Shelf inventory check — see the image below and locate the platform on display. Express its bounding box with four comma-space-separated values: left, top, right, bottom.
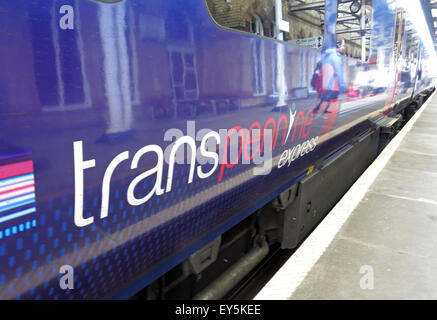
255, 91, 437, 300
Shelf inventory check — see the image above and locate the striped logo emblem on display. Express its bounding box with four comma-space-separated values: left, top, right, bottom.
0, 151, 36, 225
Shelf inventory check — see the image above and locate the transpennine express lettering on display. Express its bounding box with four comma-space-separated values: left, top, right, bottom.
73, 105, 319, 227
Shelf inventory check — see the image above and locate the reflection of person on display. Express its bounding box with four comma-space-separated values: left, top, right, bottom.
313, 37, 346, 115
312, 36, 346, 134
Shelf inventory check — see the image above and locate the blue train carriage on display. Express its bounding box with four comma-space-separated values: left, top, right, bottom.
0, 0, 435, 299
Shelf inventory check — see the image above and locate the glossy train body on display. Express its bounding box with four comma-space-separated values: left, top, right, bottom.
0, 0, 435, 299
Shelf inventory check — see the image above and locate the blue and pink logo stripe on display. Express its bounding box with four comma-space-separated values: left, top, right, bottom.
0, 151, 36, 224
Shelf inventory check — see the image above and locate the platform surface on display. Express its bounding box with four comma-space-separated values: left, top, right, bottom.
255, 92, 437, 300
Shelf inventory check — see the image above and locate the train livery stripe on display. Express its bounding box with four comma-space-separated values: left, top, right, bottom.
0, 194, 36, 212
0, 173, 34, 188
0, 207, 36, 224
0, 180, 35, 193
0, 160, 34, 180
0, 186, 35, 201
0, 151, 36, 225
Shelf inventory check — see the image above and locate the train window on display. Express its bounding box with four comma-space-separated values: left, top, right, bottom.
205, 0, 326, 50
336, 0, 373, 61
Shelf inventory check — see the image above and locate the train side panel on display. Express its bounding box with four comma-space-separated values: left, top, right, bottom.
0, 0, 433, 299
